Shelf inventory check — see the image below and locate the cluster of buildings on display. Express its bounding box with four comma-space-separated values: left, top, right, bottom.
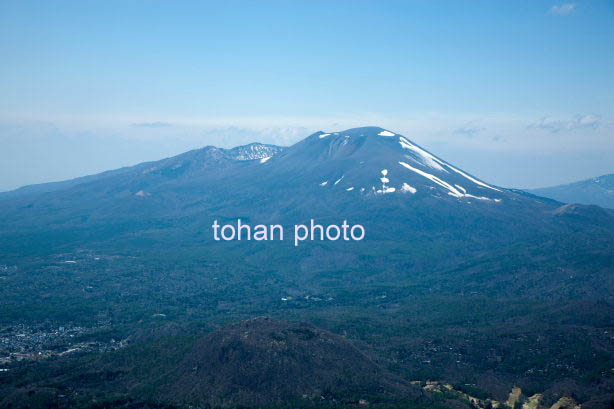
0, 323, 126, 369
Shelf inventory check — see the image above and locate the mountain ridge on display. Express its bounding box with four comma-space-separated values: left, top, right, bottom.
0, 142, 286, 200
529, 174, 614, 209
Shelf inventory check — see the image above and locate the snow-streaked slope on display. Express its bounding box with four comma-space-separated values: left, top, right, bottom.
294, 127, 505, 203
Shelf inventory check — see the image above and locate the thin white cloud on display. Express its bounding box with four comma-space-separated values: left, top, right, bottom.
131, 121, 173, 128
453, 126, 484, 137
549, 3, 576, 15
528, 114, 601, 133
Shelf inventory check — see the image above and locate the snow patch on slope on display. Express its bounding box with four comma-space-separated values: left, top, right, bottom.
398, 161, 499, 201
376, 187, 396, 194
376, 169, 395, 194
399, 136, 447, 172
228, 143, 284, 161
378, 130, 395, 136
399, 161, 463, 197
401, 183, 417, 194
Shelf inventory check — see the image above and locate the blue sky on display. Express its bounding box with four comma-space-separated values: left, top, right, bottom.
1, 0, 613, 190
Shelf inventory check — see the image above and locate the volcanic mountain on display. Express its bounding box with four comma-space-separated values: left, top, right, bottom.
0, 126, 550, 227
0, 126, 613, 304
264, 127, 505, 200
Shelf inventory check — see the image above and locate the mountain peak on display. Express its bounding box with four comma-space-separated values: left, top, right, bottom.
313, 126, 396, 140
281, 127, 504, 202
225, 142, 285, 161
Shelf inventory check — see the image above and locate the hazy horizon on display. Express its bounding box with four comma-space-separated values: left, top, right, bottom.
1, 122, 613, 192
2, 0, 613, 191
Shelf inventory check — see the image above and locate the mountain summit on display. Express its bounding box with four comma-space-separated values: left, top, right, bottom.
265, 126, 504, 202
